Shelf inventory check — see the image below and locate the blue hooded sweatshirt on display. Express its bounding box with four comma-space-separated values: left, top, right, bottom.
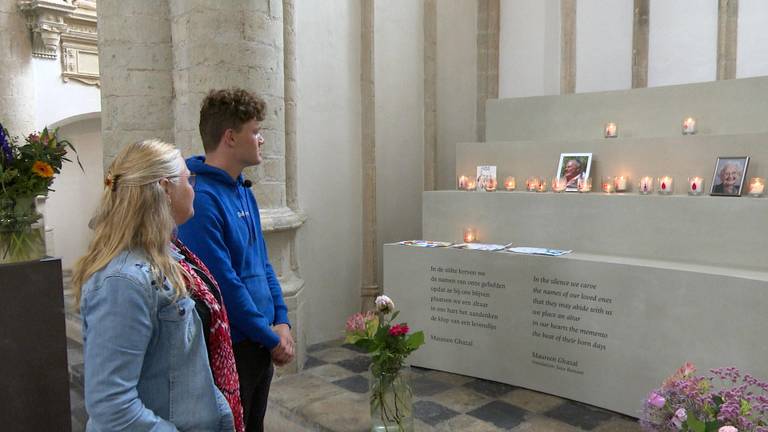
178, 156, 289, 349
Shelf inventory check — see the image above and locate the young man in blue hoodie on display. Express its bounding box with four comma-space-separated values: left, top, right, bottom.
178, 88, 294, 432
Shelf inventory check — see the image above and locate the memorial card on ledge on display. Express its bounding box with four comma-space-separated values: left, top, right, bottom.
710, 156, 749, 197
476, 165, 497, 192
556, 153, 592, 192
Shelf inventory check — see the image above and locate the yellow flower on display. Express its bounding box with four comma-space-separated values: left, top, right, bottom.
31, 161, 54, 178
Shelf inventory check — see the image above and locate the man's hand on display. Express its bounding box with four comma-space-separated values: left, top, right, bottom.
271, 324, 295, 367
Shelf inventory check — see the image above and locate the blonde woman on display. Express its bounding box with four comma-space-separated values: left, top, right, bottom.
72, 139, 234, 431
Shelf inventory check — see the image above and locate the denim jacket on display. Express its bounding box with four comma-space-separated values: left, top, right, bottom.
80, 249, 234, 431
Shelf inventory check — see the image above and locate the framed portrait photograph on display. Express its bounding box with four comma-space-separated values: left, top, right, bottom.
556, 153, 593, 192
710, 156, 749, 197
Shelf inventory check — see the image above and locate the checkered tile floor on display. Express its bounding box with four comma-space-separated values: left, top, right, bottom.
267, 340, 643, 431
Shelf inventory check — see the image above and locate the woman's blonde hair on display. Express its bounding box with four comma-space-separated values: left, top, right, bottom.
72, 139, 188, 303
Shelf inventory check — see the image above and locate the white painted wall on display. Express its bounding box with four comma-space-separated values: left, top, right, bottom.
46, 116, 103, 270
737, 0, 768, 78
499, 0, 561, 98
295, 0, 363, 344
436, 1, 477, 190
32, 58, 101, 130
375, 0, 424, 284
575, 0, 633, 93
647, 0, 718, 87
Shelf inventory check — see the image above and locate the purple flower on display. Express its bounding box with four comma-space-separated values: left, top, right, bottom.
0, 123, 12, 166
648, 391, 666, 408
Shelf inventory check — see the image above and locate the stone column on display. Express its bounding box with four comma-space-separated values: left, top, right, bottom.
0, 0, 34, 134
168, 0, 306, 372
476, 0, 499, 142
360, 0, 379, 312
98, 0, 175, 166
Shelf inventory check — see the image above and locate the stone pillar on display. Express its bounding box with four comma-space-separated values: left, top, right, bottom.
168, 0, 306, 372
360, 0, 379, 312
476, 0, 499, 142
0, 0, 34, 134
98, 0, 175, 166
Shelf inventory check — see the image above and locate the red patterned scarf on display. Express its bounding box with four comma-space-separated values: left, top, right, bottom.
173, 239, 245, 432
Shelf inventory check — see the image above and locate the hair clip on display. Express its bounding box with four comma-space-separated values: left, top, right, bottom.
104, 174, 121, 191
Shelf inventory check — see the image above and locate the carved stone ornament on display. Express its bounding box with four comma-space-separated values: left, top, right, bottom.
17, 0, 97, 62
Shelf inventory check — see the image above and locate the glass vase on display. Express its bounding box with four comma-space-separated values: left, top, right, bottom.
369, 364, 414, 432
0, 196, 46, 264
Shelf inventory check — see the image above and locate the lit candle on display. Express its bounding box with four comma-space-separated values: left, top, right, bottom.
577, 177, 592, 193
466, 179, 476, 191
749, 177, 765, 197
463, 228, 476, 243
537, 180, 547, 192
604, 122, 618, 138
602, 177, 615, 193
485, 178, 497, 192
551, 177, 567, 193
682, 117, 696, 135
526, 177, 539, 192
688, 177, 704, 195
457, 175, 469, 191
658, 176, 673, 194
504, 176, 516, 191
639, 176, 653, 194
614, 176, 628, 192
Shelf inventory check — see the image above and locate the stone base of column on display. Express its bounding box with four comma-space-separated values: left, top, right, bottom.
275, 274, 306, 376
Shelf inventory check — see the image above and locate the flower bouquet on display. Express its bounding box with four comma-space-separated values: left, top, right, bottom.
345, 295, 425, 432
0, 123, 80, 263
641, 362, 768, 432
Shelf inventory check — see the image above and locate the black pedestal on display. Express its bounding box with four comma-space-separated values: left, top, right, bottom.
0, 258, 71, 432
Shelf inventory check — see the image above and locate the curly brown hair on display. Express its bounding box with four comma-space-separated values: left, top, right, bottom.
199, 88, 267, 152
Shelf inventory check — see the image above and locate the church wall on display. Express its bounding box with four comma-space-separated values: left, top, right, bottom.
374, 0, 425, 294
46, 116, 103, 270
436, 1, 478, 190
499, 0, 561, 98
737, 0, 768, 78
647, 0, 718, 87
500, 0, 768, 97
575, 0, 633, 93
32, 59, 101, 130
295, 0, 364, 344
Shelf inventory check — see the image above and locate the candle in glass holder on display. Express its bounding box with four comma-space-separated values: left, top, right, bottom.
526, 176, 540, 192
614, 176, 628, 192
552, 177, 567, 192
485, 178, 497, 192
466, 179, 476, 191
658, 176, 673, 194
682, 117, 696, 135
602, 177, 615, 193
537, 180, 547, 192
457, 175, 469, 190
604, 122, 618, 138
577, 177, 592, 193
463, 228, 476, 243
688, 177, 704, 195
748, 177, 765, 197
504, 176, 516, 191
639, 176, 654, 194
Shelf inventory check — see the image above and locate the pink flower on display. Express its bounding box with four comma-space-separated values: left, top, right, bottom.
719, 427, 738, 432
345, 311, 375, 334
671, 408, 687, 429
647, 391, 666, 408
28, 133, 39, 143
388, 324, 409, 337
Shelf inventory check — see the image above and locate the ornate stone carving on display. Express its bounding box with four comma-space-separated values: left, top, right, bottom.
17, 0, 98, 84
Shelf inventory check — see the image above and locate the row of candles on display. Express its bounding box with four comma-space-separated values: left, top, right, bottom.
604, 117, 696, 138
458, 175, 767, 196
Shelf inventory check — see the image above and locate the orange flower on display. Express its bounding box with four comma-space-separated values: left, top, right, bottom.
32, 161, 54, 178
